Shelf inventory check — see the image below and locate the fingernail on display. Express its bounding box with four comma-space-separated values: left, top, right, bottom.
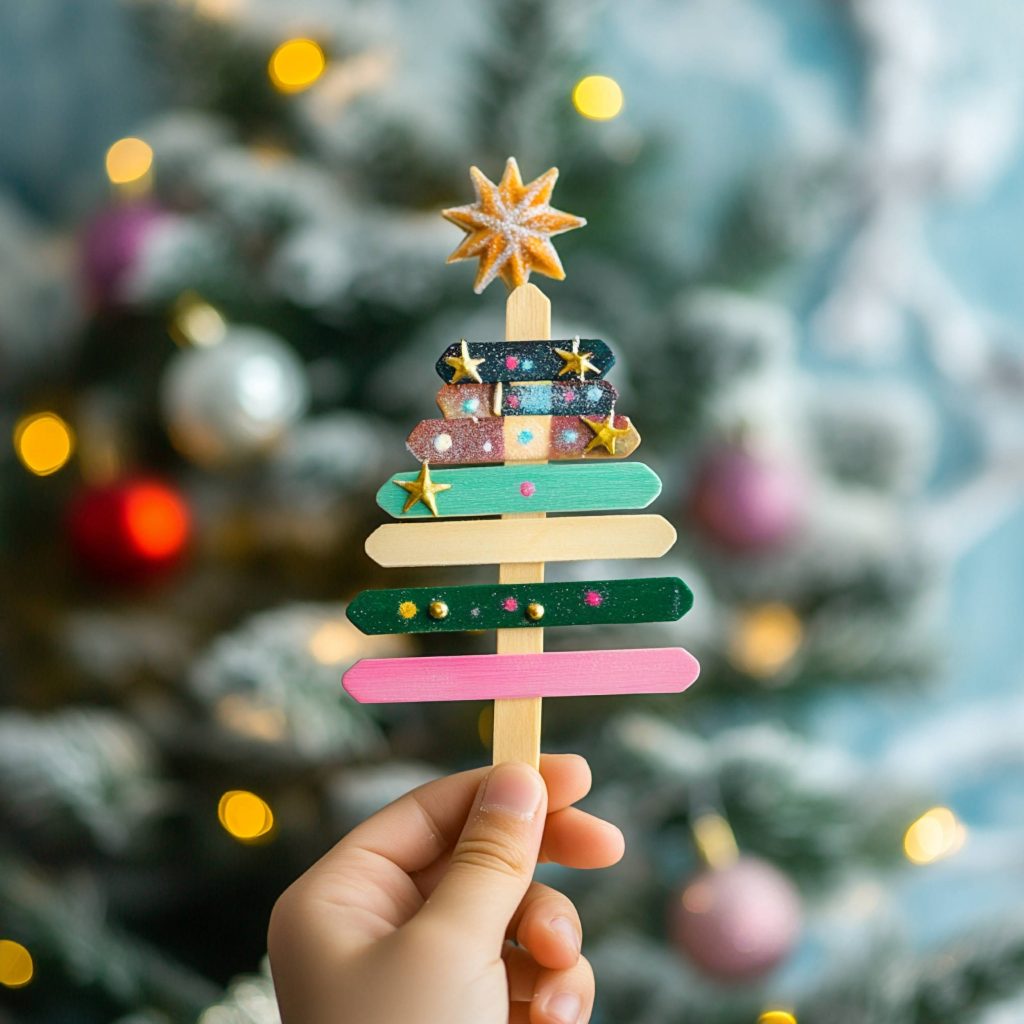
480, 762, 544, 819
550, 915, 581, 955
545, 991, 582, 1024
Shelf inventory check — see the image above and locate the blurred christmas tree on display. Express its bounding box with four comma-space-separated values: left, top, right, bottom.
3, 1, 1024, 1022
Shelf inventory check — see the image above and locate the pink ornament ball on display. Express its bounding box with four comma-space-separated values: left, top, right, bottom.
687, 444, 806, 553
670, 856, 801, 982
80, 201, 170, 306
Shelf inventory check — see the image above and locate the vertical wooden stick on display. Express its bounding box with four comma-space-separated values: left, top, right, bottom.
492, 283, 550, 768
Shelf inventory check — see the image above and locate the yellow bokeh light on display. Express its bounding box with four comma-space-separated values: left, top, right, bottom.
572, 75, 624, 121
729, 603, 804, 679
269, 38, 327, 93
14, 412, 74, 476
0, 939, 34, 988
105, 137, 154, 185
477, 705, 494, 747
309, 620, 359, 665
758, 1012, 797, 1024
170, 293, 227, 348
218, 790, 274, 841
904, 806, 967, 865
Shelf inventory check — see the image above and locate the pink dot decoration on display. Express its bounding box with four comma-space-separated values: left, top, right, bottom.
507, 394, 520, 409
583, 590, 603, 607
502, 597, 519, 612
520, 481, 536, 497
505, 356, 519, 370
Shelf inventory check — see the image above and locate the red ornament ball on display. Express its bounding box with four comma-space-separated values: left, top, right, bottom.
687, 444, 806, 552
670, 856, 801, 982
67, 478, 191, 584
79, 201, 170, 306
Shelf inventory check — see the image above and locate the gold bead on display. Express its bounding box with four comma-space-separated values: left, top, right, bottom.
526, 602, 545, 621
428, 600, 449, 620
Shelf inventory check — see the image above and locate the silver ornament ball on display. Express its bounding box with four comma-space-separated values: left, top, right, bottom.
161, 326, 309, 465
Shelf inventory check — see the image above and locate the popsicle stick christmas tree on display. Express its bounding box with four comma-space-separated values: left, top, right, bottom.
342, 157, 700, 769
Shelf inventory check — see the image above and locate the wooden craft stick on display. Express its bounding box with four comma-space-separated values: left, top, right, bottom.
406, 413, 640, 464
436, 380, 618, 419
436, 338, 614, 384
346, 576, 694, 634
341, 647, 701, 703
376, 462, 663, 519
365, 513, 676, 569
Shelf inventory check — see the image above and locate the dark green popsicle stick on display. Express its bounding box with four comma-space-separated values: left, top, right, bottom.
346, 577, 693, 635
376, 462, 662, 518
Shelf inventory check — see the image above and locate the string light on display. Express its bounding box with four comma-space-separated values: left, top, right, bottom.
105, 137, 153, 186
14, 412, 74, 476
123, 483, 190, 559
218, 790, 274, 841
903, 806, 967, 865
728, 604, 804, 679
0, 939, 33, 988
269, 38, 327, 93
758, 1012, 797, 1024
477, 705, 493, 747
170, 293, 227, 347
572, 75, 624, 120
309, 620, 360, 665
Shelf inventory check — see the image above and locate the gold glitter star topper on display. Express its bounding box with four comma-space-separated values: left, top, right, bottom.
442, 157, 586, 293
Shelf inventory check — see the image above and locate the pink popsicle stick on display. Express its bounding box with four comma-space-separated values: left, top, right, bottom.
342, 647, 700, 704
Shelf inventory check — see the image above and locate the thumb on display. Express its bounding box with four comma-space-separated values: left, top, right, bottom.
416, 761, 547, 943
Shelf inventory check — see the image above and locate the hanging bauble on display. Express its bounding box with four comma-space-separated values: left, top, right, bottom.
687, 443, 806, 553
160, 326, 310, 466
67, 477, 191, 585
670, 855, 801, 982
80, 200, 170, 307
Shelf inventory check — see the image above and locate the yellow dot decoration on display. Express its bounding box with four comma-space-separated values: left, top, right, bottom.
269, 38, 327, 93
398, 601, 418, 620
758, 1012, 797, 1024
903, 806, 967, 865
218, 790, 274, 841
105, 137, 154, 185
728, 603, 804, 679
572, 75, 624, 121
0, 939, 34, 988
14, 412, 74, 476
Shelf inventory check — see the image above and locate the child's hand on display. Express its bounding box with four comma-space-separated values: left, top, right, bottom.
267, 755, 624, 1024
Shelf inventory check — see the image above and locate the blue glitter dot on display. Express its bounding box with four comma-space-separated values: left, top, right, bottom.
586, 386, 602, 402
522, 358, 534, 370
461, 397, 479, 413
561, 429, 579, 443
517, 430, 534, 445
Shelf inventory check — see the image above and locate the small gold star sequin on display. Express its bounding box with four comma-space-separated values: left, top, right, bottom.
581, 412, 631, 455
442, 157, 587, 293
554, 336, 599, 380
444, 339, 486, 384
428, 600, 449, 620
395, 461, 452, 516
398, 601, 418, 619
526, 602, 545, 621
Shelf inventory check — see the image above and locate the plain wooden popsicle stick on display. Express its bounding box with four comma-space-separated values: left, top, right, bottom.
364, 514, 677, 567
494, 284, 550, 770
